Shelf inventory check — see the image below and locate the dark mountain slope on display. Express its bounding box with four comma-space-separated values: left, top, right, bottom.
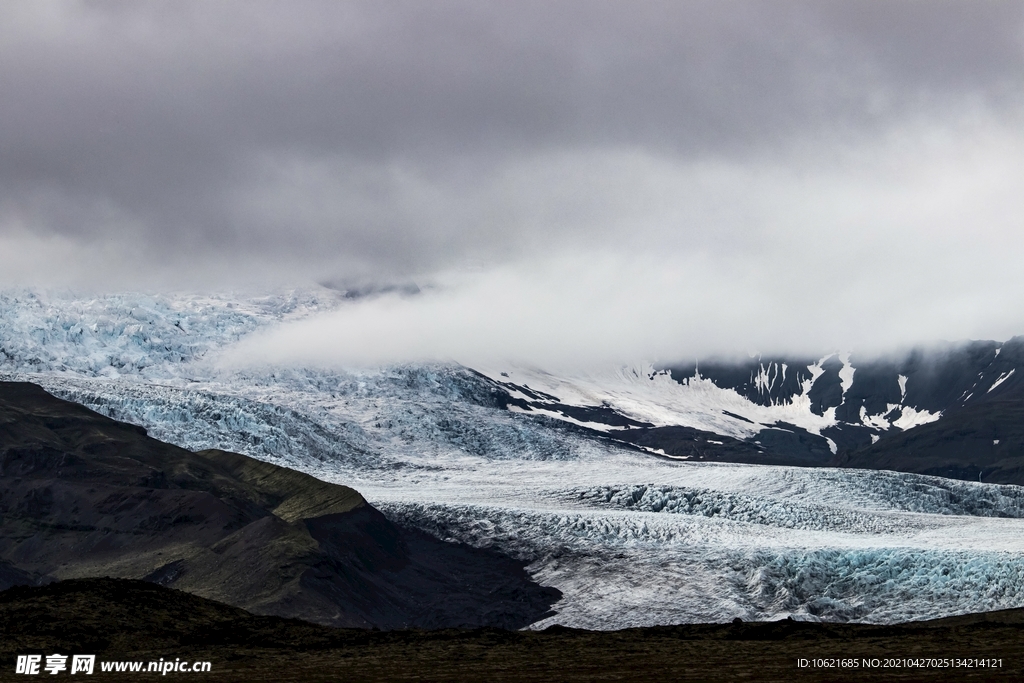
609, 424, 835, 466
504, 338, 1024, 482
667, 338, 1024, 420
0, 381, 558, 629
835, 396, 1024, 485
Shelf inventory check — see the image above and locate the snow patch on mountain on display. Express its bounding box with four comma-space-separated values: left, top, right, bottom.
891, 406, 943, 430
838, 351, 855, 397
989, 369, 1016, 393
476, 362, 841, 439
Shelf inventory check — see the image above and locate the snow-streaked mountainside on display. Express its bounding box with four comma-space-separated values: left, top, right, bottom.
3, 288, 1024, 628
487, 360, 944, 445
475, 339, 1024, 464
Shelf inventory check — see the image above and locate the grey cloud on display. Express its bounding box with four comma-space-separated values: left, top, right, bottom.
0, 0, 1022, 285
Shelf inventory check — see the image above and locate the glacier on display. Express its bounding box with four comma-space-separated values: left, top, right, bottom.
3, 288, 1024, 629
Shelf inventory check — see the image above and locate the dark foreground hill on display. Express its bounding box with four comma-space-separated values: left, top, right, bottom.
1, 578, 1022, 682
0, 381, 558, 629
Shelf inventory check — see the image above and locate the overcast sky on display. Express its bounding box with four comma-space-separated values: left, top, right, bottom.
2, 1, 1023, 364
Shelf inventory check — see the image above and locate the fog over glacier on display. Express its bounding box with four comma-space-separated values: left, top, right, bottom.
4, 291, 1024, 628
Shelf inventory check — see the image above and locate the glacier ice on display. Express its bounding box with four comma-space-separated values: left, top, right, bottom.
3, 288, 1024, 629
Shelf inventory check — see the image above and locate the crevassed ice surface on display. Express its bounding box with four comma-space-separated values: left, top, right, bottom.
2, 289, 1024, 628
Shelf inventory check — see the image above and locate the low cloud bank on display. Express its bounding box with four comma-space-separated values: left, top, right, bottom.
3, 110, 1021, 366
210, 115, 1024, 368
